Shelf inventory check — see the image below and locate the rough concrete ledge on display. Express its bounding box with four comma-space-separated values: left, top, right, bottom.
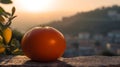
0, 55, 120, 67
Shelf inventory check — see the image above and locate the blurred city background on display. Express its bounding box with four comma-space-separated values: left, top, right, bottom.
46, 5, 120, 57
1, 0, 120, 57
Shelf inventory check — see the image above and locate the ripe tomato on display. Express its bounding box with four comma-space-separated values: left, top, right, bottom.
21, 26, 66, 62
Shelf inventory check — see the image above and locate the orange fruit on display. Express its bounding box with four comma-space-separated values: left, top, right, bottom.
3, 27, 12, 44
21, 26, 66, 62
0, 35, 3, 42
0, 45, 5, 53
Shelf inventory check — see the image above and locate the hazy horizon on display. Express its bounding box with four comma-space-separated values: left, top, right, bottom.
1, 0, 120, 33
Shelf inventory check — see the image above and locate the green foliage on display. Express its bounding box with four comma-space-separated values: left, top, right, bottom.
10, 38, 23, 55
12, 29, 23, 42
0, 0, 12, 4
0, 6, 17, 29
0, 0, 22, 55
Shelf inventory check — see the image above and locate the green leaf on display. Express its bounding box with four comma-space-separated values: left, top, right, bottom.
0, 7, 9, 18
0, 16, 5, 22
0, 7, 5, 14
0, 9, 3, 15
0, 0, 12, 4
11, 7, 15, 16
0, 22, 3, 25
12, 48, 19, 53
10, 16, 17, 20
5, 12, 11, 16
2, 12, 8, 18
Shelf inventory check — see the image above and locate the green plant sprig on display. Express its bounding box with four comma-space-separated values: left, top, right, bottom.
0, 6, 16, 30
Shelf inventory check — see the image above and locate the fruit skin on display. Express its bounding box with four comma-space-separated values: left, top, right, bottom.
21, 26, 66, 62
0, 45, 5, 53
0, 35, 3, 42
3, 27, 12, 44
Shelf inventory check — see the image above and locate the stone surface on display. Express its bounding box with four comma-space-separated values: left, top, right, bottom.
0, 55, 120, 67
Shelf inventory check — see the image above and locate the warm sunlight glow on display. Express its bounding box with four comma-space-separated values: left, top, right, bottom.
16, 0, 54, 12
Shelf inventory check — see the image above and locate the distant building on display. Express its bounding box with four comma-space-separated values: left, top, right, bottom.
78, 32, 90, 40
64, 34, 73, 41
93, 34, 104, 41
108, 10, 117, 17
64, 33, 96, 57
78, 40, 94, 47
108, 31, 120, 43
117, 49, 120, 55
78, 47, 95, 56
110, 43, 120, 54
108, 10, 120, 20
77, 39, 95, 56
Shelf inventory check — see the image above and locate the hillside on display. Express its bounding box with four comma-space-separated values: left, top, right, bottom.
45, 5, 120, 35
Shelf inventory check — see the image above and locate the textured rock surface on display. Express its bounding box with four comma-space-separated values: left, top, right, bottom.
0, 56, 120, 67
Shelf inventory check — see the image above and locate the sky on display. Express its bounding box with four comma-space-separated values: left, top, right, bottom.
1, 0, 120, 33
